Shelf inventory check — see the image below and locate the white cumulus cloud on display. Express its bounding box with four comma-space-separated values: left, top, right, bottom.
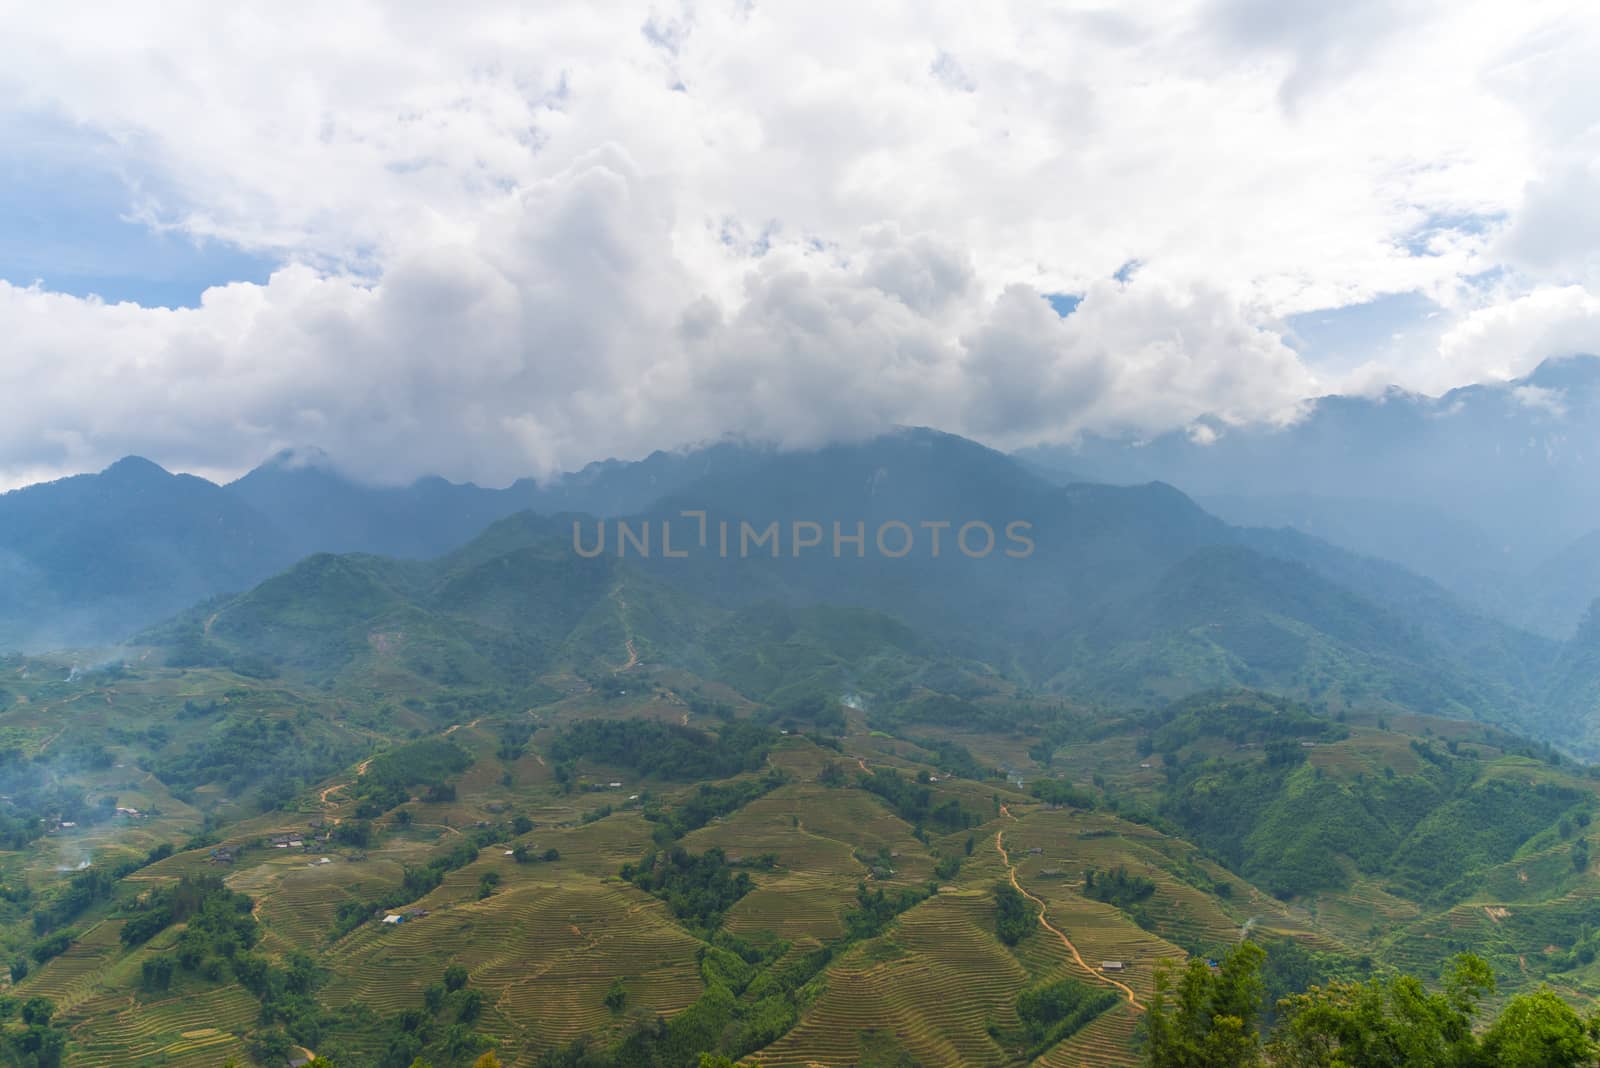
0, 0, 1597, 487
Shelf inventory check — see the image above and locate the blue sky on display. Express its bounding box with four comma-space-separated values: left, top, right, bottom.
0, 2, 1595, 491
0, 115, 275, 307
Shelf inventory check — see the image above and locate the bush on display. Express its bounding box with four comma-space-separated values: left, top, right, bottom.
994, 882, 1032, 946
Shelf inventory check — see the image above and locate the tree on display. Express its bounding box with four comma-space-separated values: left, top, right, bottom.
1266, 953, 1491, 1067
424, 982, 446, 1013
1146, 942, 1266, 1068
444, 964, 470, 992
605, 978, 628, 1012
1478, 988, 1597, 1068
994, 882, 1033, 946
20, 997, 54, 1026
141, 955, 175, 992
472, 1055, 503, 1068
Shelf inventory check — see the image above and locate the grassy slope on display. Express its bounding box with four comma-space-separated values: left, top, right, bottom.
4, 639, 1600, 1066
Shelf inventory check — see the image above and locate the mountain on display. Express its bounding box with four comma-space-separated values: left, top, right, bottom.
146, 428, 1562, 750
0, 442, 773, 651
10, 441, 1600, 1067
0, 456, 295, 650
613, 430, 1556, 727
225, 441, 773, 562
2, 427, 1579, 749
1020, 353, 1600, 637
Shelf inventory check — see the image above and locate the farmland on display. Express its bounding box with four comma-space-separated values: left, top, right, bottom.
4, 638, 1600, 1067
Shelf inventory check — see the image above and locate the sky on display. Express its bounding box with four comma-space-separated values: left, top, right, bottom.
1, 0, 1598, 490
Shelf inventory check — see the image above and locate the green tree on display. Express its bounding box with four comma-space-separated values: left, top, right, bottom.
1478, 988, 1597, 1068
994, 882, 1033, 946
1266, 953, 1492, 1067
1146, 942, 1266, 1067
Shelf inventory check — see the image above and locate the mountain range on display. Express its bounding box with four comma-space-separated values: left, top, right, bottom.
0, 441, 767, 650
6, 375, 1600, 753
1024, 352, 1600, 638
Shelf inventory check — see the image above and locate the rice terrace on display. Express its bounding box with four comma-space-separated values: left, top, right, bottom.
7, 3, 1600, 1065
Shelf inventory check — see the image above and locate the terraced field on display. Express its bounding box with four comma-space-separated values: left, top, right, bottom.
723, 872, 853, 941
65, 984, 258, 1068
753, 891, 1029, 1067
321, 879, 705, 1060
15, 920, 127, 1014
241, 855, 408, 953
1038, 1002, 1142, 1068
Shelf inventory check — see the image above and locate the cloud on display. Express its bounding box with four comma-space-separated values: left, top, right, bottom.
1498, 157, 1600, 282
0, 0, 1596, 486
1432, 286, 1600, 385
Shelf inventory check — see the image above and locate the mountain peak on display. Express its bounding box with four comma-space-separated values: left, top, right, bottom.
101, 455, 173, 483
1522, 353, 1600, 391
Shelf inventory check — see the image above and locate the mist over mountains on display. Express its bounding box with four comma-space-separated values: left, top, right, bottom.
1024, 353, 1600, 639
0, 440, 769, 650
7, 404, 1600, 754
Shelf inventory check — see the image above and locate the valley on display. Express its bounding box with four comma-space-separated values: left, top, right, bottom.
4, 432, 1600, 1065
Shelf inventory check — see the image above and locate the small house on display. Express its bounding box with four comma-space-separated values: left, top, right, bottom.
382, 914, 403, 925
1100, 961, 1125, 971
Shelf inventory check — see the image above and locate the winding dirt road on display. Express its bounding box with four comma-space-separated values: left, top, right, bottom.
995, 829, 1143, 1009
610, 586, 639, 671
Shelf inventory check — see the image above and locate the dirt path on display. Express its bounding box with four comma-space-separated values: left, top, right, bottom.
610, 585, 639, 671
995, 829, 1143, 1009
36, 724, 68, 753
320, 756, 376, 810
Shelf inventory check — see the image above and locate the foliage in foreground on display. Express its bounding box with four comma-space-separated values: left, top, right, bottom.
1145, 943, 1600, 1067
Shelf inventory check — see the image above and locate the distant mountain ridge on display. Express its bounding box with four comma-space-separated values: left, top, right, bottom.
116, 427, 1581, 752
0, 440, 768, 650
10, 423, 1600, 755
1022, 353, 1600, 638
